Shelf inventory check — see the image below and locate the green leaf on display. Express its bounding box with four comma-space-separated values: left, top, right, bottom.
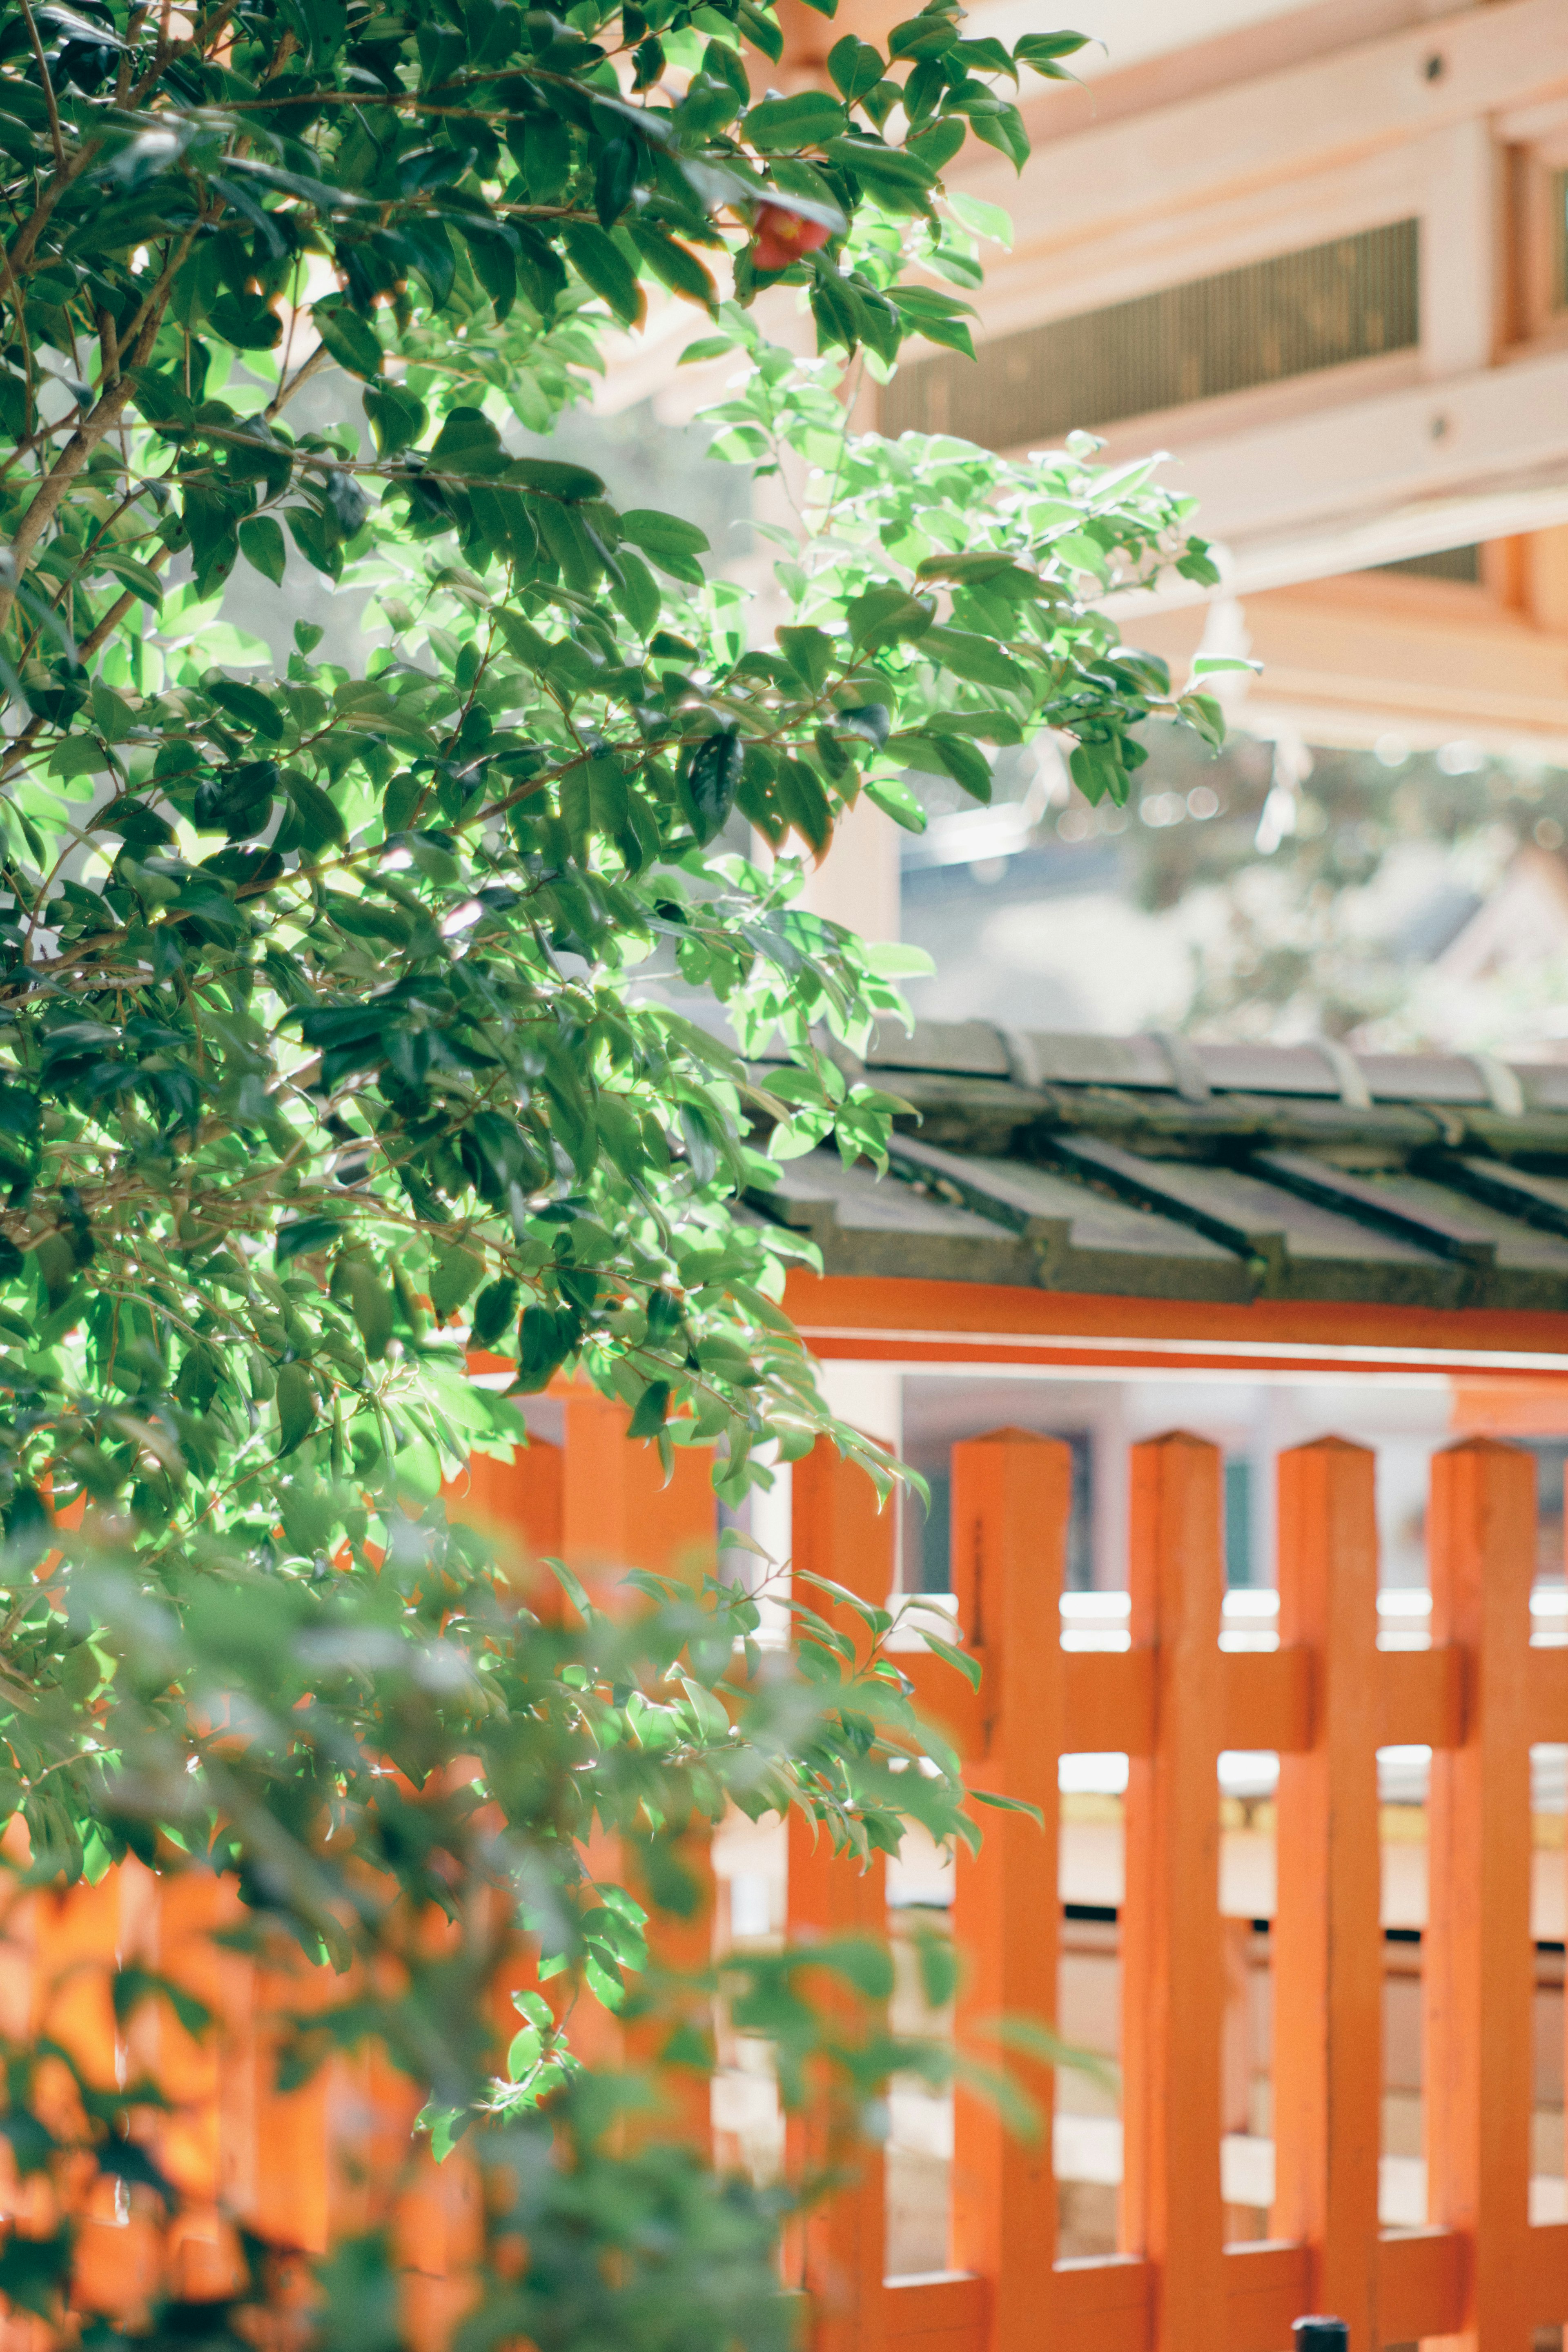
627, 223, 718, 312
626, 1379, 671, 1437
744, 92, 846, 152
686, 731, 742, 843
208, 678, 285, 740
309, 296, 385, 380
470, 1277, 521, 1352
275, 1361, 318, 1455
846, 585, 933, 648
276, 1217, 346, 1263
238, 514, 287, 586
278, 771, 347, 853
827, 37, 884, 99
920, 625, 1027, 690
617, 508, 709, 581
776, 625, 836, 691
430, 406, 506, 477
862, 774, 927, 832
561, 223, 646, 325
430, 1243, 485, 1320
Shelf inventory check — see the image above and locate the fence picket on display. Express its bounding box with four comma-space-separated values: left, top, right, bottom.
788, 1436, 894, 2352
1423, 1440, 1535, 2352
1272, 1438, 1382, 2352
1121, 1432, 1227, 2352
949, 1430, 1070, 2350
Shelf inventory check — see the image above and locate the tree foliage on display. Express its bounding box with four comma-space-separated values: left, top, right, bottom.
0, 0, 1217, 2334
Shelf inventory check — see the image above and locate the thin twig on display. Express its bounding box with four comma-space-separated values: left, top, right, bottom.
266, 339, 331, 419
16, 0, 65, 172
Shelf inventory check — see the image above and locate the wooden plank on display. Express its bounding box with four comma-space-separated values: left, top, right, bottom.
559, 1392, 716, 2145
1423, 1441, 1535, 2352
1223, 2239, 1312, 2352
789, 1437, 893, 2352
1527, 1644, 1568, 1743
1064, 1648, 1154, 1757
1052, 2252, 1153, 2352
884, 2272, 988, 2352
950, 1432, 1071, 2349
1525, 2221, 1568, 2325
442, 1423, 562, 1610
1094, 346, 1568, 575
1379, 2229, 1466, 2342
1271, 1441, 1382, 2352
1377, 1645, 1465, 1750
562, 1388, 715, 1601
783, 1267, 1568, 1375
1222, 1646, 1313, 1755
1121, 1434, 1227, 2352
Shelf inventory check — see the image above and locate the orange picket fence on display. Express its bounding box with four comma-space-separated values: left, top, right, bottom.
2, 1404, 1563, 2352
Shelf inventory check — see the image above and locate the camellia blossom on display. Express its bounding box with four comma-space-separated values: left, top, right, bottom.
750, 202, 832, 272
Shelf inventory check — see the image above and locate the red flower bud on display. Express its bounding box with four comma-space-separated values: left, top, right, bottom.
750, 202, 832, 274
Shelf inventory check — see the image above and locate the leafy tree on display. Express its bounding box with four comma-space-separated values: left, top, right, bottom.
0, 0, 1218, 2336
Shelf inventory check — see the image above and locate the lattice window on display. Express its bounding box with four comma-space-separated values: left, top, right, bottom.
882, 218, 1421, 450
1375, 545, 1482, 583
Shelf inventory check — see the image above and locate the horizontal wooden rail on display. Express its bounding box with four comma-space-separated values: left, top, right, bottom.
907, 1638, 1568, 1762
882, 2226, 1568, 2352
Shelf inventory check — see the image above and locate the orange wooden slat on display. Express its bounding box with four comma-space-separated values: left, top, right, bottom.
1051, 2252, 1152, 2352
1222, 2239, 1311, 2352
1525, 2220, 1568, 2325
560, 1393, 716, 2147
249, 1944, 332, 2257
949, 1432, 1070, 2349
1377, 1646, 1466, 1750
788, 1437, 893, 2352
1222, 1646, 1313, 1755
1062, 1648, 1153, 1757
442, 1427, 563, 1608
1120, 1433, 1227, 2352
1526, 1644, 1568, 1744
1423, 1440, 1535, 2352
884, 2272, 988, 2352
1271, 1439, 1382, 2352
562, 1388, 716, 1601
1379, 2227, 1465, 2342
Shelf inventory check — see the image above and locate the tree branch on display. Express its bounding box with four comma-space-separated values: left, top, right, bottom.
16, 0, 65, 173
0, 236, 194, 636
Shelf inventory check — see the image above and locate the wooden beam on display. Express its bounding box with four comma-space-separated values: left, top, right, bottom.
1127, 572, 1568, 753
944, 0, 1568, 266
1094, 347, 1568, 570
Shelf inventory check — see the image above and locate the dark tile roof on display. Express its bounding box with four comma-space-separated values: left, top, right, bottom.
746, 1025, 1568, 1309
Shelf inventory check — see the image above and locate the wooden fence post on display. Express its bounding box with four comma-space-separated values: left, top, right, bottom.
1423, 1439, 1534, 2352
1120, 1432, 1226, 2352
788, 1436, 895, 2352
949, 1430, 1070, 2352
1272, 1438, 1382, 2352
561, 1390, 717, 2147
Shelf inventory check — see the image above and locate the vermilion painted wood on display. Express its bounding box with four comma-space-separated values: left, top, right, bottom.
783, 1270, 1568, 1375
1223, 1645, 1314, 1753
1271, 1440, 1382, 2352
1526, 1642, 1568, 1737
1379, 1645, 1466, 1750
561, 1394, 717, 2150
1424, 1440, 1535, 2352
862, 2226, 1498, 2352
788, 1437, 893, 2352
948, 1432, 1070, 2345
1120, 1434, 1227, 2352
